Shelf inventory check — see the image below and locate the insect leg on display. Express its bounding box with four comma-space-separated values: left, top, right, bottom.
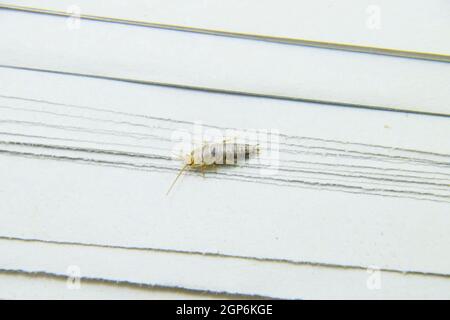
200, 164, 205, 178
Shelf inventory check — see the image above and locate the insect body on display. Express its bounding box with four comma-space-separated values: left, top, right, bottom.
167, 140, 260, 194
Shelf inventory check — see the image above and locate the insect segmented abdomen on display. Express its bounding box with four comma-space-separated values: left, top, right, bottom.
226, 142, 247, 165
192, 142, 258, 166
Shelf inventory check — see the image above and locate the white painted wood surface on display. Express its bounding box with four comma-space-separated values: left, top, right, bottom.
2, 0, 450, 55
1, 6, 450, 115
0, 1, 449, 299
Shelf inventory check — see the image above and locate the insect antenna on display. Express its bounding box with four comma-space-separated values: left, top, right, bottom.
166, 164, 189, 195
